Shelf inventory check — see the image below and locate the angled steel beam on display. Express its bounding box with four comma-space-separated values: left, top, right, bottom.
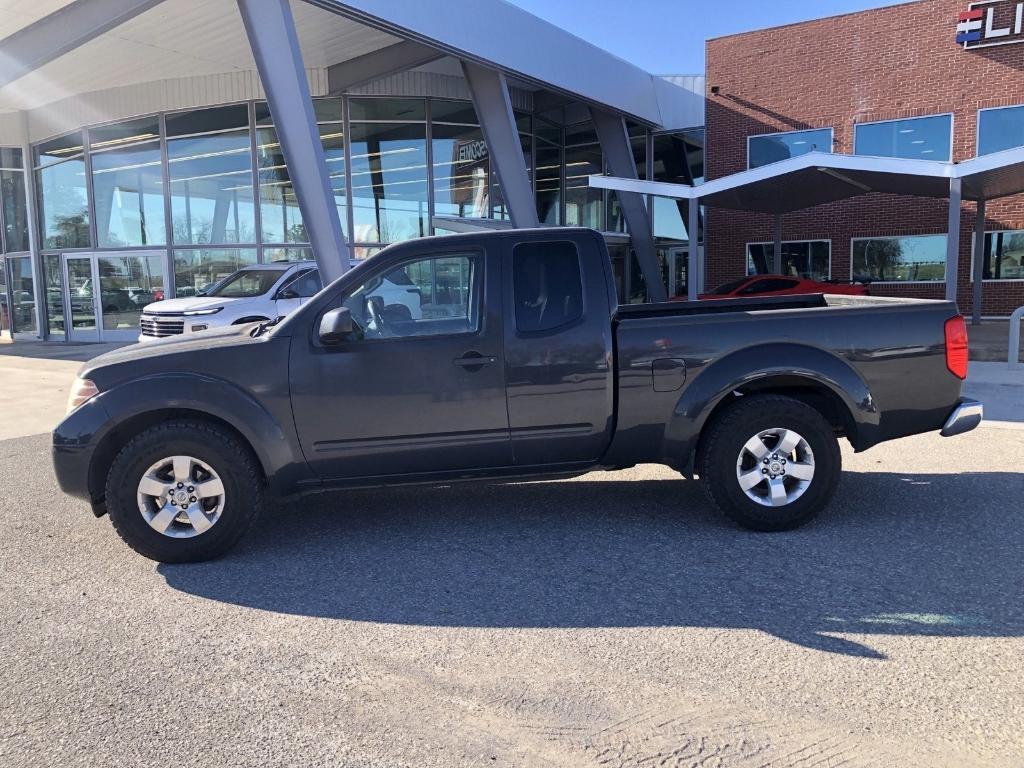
327, 40, 443, 94
591, 108, 667, 303
237, 0, 350, 283
0, 0, 165, 90
461, 61, 539, 230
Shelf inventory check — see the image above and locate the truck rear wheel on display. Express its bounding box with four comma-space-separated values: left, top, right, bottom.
104, 421, 263, 562
699, 394, 841, 532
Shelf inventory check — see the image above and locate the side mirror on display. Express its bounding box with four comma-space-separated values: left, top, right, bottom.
277, 287, 299, 300
318, 306, 354, 345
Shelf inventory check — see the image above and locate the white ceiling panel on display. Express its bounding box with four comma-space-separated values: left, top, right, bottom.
0, 0, 400, 111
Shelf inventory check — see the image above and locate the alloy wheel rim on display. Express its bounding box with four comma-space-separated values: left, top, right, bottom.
136, 455, 226, 538
735, 428, 815, 508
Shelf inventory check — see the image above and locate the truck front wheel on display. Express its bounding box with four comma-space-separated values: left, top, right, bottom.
699, 394, 841, 532
104, 421, 264, 562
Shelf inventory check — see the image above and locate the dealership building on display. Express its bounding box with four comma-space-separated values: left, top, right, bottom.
2, 0, 1024, 344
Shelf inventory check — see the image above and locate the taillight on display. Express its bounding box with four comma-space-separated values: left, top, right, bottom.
944, 315, 969, 380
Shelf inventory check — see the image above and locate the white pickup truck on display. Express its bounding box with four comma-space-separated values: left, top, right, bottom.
138, 261, 422, 342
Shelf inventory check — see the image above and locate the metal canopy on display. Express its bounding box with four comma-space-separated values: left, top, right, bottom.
590, 147, 1024, 213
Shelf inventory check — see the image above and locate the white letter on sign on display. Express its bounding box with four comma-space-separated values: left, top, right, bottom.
987, 7, 1011, 37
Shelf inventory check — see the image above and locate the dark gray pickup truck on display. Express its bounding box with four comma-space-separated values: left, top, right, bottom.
53, 228, 983, 562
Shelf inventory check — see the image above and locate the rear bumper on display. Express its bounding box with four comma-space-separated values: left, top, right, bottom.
940, 398, 984, 438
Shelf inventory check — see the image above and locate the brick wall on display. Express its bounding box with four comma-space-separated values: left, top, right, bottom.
705, 0, 1024, 315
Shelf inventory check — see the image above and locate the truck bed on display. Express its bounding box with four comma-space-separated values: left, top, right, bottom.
607, 293, 963, 466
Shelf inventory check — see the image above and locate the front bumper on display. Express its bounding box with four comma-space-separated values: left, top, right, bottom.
940, 398, 984, 438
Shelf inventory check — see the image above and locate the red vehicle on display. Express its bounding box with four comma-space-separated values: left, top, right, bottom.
693, 275, 869, 301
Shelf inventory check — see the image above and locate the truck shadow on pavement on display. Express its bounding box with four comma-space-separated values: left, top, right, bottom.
159, 470, 1024, 659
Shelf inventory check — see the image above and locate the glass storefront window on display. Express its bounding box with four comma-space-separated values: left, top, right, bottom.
747, 241, 830, 280
978, 105, 1024, 156
980, 230, 1024, 280
97, 253, 165, 331
854, 115, 952, 161
0, 257, 8, 334
564, 124, 603, 229
43, 254, 64, 336
36, 133, 90, 250
653, 130, 705, 243
0, 163, 29, 253
748, 128, 832, 169
432, 123, 490, 220
852, 235, 947, 282
167, 105, 255, 245
349, 98, 425, 122
264, 246, 314, 263
349, 121, 428, 243
173, 247, 257, 297
90, 118, 165, 248
535, 140, 562, 226
256, 100, 346, 244
9, 255, 37, 334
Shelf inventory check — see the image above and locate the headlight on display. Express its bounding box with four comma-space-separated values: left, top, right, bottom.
183, 307, 223, 317
67, 377, 99, 414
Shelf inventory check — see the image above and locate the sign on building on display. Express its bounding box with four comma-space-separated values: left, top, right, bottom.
958, 1, 1024, 48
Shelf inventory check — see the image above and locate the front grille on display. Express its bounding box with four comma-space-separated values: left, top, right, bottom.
140, 315, 185, 338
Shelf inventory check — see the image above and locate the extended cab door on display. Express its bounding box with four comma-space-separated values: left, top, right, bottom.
289, 246, 511, 480
502, 232, 615, 467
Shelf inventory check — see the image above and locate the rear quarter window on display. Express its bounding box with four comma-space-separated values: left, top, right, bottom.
512, 241, 584, 333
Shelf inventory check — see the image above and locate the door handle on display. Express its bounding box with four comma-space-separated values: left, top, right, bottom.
453, 352, 497, 370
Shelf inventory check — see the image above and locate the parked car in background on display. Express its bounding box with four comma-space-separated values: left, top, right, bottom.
138, 263, 324, 342
138, 261, 423, 342
695, 275, 870, 301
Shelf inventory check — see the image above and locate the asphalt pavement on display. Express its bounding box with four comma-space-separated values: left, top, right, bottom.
2, 422, 1022, 767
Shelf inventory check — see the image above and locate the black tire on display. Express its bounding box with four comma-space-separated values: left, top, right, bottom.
105, 420, 263, 563
699, 394, 841, 532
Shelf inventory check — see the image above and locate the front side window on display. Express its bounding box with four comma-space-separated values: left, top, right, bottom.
748, 128, 832, 169
747, 241, 830, 280
852, 235, 947, 282
978, 105, 1024, 156
854, 115, 952, 161
980, 231, 1024, 280
339, 253, 479, 339
513, 241, 583, 333
741, 278, 801, 294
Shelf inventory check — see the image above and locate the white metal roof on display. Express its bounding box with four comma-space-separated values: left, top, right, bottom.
0, 0, 698, 127
590, 147, 1024, 212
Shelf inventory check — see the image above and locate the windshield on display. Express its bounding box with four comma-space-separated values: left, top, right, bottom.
206, 269, 284, 298
711, 278, 751, 295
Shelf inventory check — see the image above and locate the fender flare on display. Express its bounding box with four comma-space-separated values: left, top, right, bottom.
89, 372, 306, 494
664, 343, 881, 463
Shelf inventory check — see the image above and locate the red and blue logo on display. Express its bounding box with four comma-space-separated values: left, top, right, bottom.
956, 7, 984, 43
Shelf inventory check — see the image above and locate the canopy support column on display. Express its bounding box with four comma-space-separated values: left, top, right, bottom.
772, 214, 783, 274
591, 109, 666, 303
972, 199, 986, 325
461, 62, 539, 230
688, 196, 700, 301
236, 0, 350, 283
946, 177, 962, 303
